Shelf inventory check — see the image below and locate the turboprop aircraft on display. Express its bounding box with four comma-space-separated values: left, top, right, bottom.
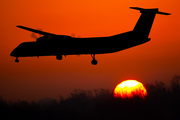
10, 7, 170, 65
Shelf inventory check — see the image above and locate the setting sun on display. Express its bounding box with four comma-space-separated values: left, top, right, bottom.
114, 80, 147, 98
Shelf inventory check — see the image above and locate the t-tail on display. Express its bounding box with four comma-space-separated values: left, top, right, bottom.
130, 7, 170, 39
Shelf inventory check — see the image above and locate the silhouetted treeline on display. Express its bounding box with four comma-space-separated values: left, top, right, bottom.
0, 75, 180, 120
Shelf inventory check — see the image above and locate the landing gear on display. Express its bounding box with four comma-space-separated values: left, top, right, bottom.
56, 55, 63, 60
91, 54, 98, 65
15, 57, 19, 63
91, 59, 98, 65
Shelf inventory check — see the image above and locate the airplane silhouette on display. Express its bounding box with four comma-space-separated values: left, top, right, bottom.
10, 7, 170, 65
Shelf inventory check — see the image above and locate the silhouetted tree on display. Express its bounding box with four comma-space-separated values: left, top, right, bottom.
1, 76, 180, 120
170, 75, 180, 93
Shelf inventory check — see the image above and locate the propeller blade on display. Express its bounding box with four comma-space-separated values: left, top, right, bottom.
31, 33, 38, 39
30, 28, 42, 39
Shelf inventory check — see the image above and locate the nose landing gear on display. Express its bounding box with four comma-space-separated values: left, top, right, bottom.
15, 57, 19, 63
91, 54, 98, 65
91, 59, 98, 65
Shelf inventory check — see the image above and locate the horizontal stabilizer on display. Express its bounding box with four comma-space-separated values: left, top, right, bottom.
157, 11, 171, 15
130, 7, 171, 15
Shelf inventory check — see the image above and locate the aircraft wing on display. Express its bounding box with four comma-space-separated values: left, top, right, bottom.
16, 25, 57, 36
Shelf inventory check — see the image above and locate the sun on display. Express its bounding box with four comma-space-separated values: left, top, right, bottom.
114, 80, 147, 98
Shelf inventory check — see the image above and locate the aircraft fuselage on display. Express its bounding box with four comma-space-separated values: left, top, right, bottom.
10, 31, 150, 57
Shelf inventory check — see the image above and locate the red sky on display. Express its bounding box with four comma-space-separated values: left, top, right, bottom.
0, 0, 180, 102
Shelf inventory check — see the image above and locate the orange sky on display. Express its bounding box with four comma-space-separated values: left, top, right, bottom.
0, 0, 180, 102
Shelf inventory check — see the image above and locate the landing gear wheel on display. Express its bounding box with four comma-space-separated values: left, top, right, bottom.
56, 55, 63, 60
91, 59, 98, 65
91, 54, 98, 65
15, 58, 19, 63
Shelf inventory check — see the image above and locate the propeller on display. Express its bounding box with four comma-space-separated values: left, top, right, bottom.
71, 33, 75, 38
31, 28, 42, 39
71, 33, 81, 38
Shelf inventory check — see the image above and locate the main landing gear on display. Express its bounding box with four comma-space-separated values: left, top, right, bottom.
56, 55, 63, 60
15, 57, 19, 63
91, 54, 98, 65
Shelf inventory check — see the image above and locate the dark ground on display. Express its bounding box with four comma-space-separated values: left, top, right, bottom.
1, 75, 180, 120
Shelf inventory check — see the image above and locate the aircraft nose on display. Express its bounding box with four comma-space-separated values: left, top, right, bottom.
10, 50, 15, 56
10, 49, 17, 57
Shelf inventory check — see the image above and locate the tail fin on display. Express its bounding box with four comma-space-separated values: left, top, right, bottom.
130, 7, 170, 38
